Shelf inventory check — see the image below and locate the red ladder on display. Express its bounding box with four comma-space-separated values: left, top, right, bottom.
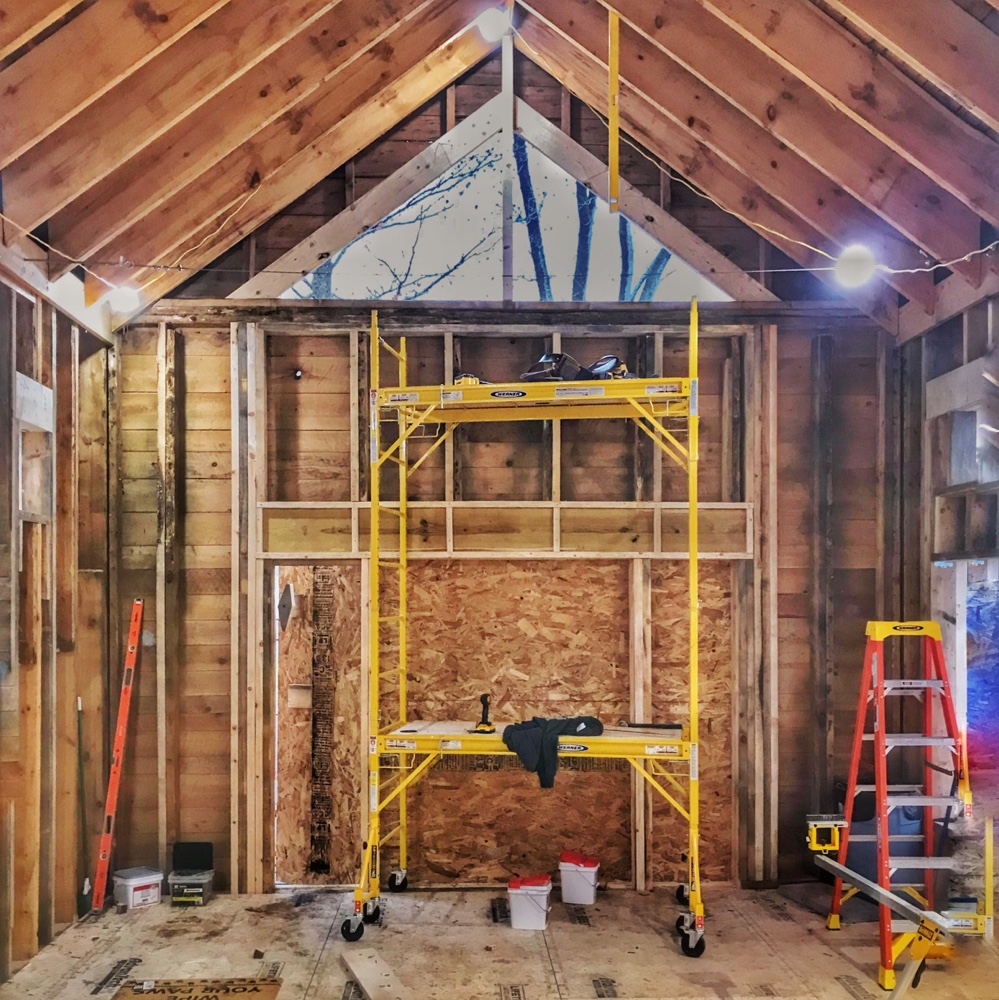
91, 598, 144, 913
827, 620, 972, 990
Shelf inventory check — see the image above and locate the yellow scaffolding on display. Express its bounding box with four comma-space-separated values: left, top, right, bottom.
342, 303, 706, 955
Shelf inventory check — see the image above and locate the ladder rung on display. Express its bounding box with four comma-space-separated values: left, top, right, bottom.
855, 783, 922, 794
887, 795, 962, 808
849, 834, 925, 843
883, 679, 944, 694
889, 857, 958, 870
862, 734, 955, 747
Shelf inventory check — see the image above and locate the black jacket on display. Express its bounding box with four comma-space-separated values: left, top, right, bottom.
502, 716, 604, 788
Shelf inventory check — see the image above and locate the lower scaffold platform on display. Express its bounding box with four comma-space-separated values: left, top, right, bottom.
344, 719, 705, 955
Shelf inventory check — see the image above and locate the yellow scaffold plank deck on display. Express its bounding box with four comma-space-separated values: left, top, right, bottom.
378, 721, 690, 760
377, 376, 693, 422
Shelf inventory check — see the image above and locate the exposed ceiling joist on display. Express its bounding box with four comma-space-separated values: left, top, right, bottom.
899, 269, 999, 345
515, 14, 899, 332
820, 0, 999, 137
2, 0, 344, 235
48, 0, 464, 277
527, 0, 936, 311
102, 25, 495, 314
0, 0, 78, 62
691, 0, 999, 227
0, 0, 231, 170
601, 0, 984, 291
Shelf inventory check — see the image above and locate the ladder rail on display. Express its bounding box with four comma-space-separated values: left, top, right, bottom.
91, 598, 144, 913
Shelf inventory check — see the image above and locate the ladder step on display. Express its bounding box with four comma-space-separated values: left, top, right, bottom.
849, 834, 924, 843
889, 857, 958, 870
855, 783, 922, 794
883, 679, 944, 694
887, 794, 962, 808
862, 734, 955, 747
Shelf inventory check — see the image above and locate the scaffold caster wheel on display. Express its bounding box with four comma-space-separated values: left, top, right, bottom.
341, 917, 364, 942
387, 870, 408, 893
680, 931, 705, 958
675, 884, 689, 905
362, 901, 381, 924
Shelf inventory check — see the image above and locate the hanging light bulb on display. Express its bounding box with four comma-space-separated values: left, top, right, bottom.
474, 7, 510, 43
834, 244, 877, 288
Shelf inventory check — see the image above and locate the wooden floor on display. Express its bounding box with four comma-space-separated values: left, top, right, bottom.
2, 884, 997, 1000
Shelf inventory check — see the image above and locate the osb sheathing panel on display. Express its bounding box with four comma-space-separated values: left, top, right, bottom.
649, 561, 733, 882
325, 563, 363, 884
275, 566, 314, 883
400, 560, 633, 884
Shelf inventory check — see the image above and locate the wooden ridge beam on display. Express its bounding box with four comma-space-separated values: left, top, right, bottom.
0, 1, 78, 63
691, 0, 999, 227
598, 0, 983, 290
820, 0, 999, 139
513, 14, 899, 332
105, 22, 496, 308
46, 0, 458, 276
526, 0, 936, 311
0, 0, 231, 171
2, 0, 345, 235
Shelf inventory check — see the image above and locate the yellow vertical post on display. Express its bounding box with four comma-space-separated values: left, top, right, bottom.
688, 298, 703, 921
608, 10, 620, 213
987, 816, 994, 940
397, 337, 409, 871
366, 310, 381, 903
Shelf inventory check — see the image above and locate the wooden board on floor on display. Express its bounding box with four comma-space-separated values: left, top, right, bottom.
341, 950, 414, 1000
112, 978, 283, 999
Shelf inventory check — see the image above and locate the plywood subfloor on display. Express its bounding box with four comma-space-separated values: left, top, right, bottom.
2, 885, 997, 1000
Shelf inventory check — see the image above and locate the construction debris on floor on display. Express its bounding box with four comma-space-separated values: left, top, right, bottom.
2, 885, 998, 1000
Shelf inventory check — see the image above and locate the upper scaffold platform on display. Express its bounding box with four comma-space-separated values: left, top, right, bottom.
377, 375, 695, 424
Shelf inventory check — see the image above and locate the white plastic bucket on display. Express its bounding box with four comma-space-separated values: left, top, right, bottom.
559, 861, 599, 905
112, 866, 163, 909
508, 881, 552, 930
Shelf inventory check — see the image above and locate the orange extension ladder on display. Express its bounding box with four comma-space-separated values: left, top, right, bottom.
827, 620, 972, 990
91, 598, 144, 914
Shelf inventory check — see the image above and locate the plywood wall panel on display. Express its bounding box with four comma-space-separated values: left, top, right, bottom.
401, 560, 633, 883
649, 562, 733, 881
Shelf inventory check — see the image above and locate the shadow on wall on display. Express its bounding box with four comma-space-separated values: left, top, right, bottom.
967, 581, 999, 771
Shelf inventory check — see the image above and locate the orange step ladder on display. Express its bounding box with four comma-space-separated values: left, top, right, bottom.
827, 620, 972, 990
91, 598, 144, 914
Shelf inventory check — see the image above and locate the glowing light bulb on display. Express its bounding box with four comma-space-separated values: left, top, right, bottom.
474, 7, 509, 42
834, 244, 877, 288
108, 285, 142, 313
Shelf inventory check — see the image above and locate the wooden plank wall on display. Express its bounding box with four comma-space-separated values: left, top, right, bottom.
773, 326, 882, 881
116, 326, 232, 886
116, 313, 887, 894
0, 279, 108, 977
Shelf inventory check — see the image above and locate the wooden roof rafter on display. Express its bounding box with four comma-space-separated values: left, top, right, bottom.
690, 0, 999, 229
0, 0, 232, 169
513, 13, 899, 331
2, 0, 347, 236
98, 16, 497, 309
598, 0, 985, 293
0, 0, 80, 63
524, 0, 937, 312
